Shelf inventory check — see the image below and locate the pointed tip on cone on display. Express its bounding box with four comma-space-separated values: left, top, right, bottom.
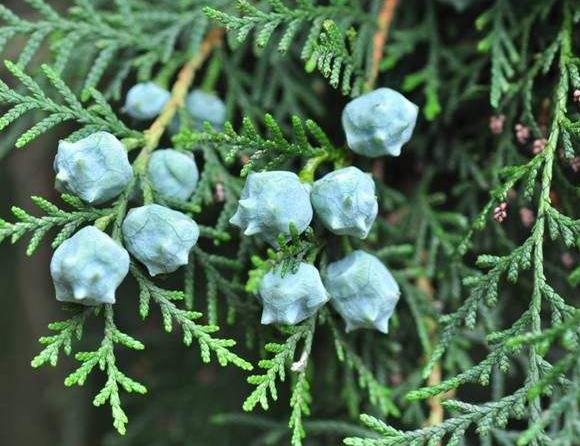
261, 310, 276, 325
244, 222, 261, 236
375, 318, 390, 334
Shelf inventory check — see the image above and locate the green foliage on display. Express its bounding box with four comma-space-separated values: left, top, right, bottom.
192, 246, 247, 324
65, 305, 147, 435
346, 2, 580, 446
325, 311, 399, 418
243, 318, 315, 412
246, 223, 320, 293
289, 369, 312, 446
0, 61, 138, 148
304, 19, 372, 96
0, 194, 110, 255
177, 113, 345, 176
345, 389, 530, 446
31, 305, 94, 368
205, 0, 375, 95
243, 316, 317, 445
0, 0, 207, 96
204, 0, 370, 55
132, 265, 252, 369
31, 304, 147, 435
476, 0, 520, 109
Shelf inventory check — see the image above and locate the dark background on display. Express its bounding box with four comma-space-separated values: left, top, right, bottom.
0, 1, 65, 439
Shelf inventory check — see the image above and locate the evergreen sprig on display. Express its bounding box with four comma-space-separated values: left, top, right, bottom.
243, 317, 315, 411
348, 2, 579, 445
0, 0, 202, 94
422, 238, 534, 378
203, 0, 369, 55
246, 223, 320, 294
192, 246, 247, 325
345, 386, 530, 446
288, 315, 316, 446
476, 0, 520, 108
0, 194, 111, 255
305, 19, 371, 96
31, 305, 94, 368
64, 305, 147, 435
326, 311, 399, 418
205, 0, 375, 95
32, 304, 147, 435
0, 61, 138, 148
131, 265, 253, 370
0, 26, 256, 437
1, 0, 579, 444
176, 113, 344, 176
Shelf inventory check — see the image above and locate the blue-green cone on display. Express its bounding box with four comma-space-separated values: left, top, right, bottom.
325, 250, 400, 333
50, 226, 130, 306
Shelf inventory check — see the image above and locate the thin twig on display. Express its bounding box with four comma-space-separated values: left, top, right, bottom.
417, 267, 451, 436
366, 0, 399, 91
420, 273, 447, 429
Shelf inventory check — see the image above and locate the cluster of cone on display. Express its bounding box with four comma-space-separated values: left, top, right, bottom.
230, 88, 419, 333
49, 85, 227, 306
124, 82, 226, 132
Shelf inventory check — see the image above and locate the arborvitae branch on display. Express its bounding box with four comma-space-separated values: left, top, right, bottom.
64, 305, 147, 435
289, 316, 316, 446
176, 113, 344, 176
31, 306, 94, 368
1, 0, 578, 443
192, 246, 247, 325
204, 0, 370, 54
0, 62, 137, 148
0, 195, 111, 255
0, 0, 202, 90
4, 27, 257, 438
243, 318, 315, 411
348, 2, 579, 445
131, 265, 252, 370
476, 0, 520, 108
346, 386, 530, 446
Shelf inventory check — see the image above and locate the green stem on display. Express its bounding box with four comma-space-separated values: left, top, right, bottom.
527, 3, 571, 437
201, 51, 223, 93
299, 153, 329, 183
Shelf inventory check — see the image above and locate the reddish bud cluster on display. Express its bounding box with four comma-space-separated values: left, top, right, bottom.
493, 202, 508, 223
